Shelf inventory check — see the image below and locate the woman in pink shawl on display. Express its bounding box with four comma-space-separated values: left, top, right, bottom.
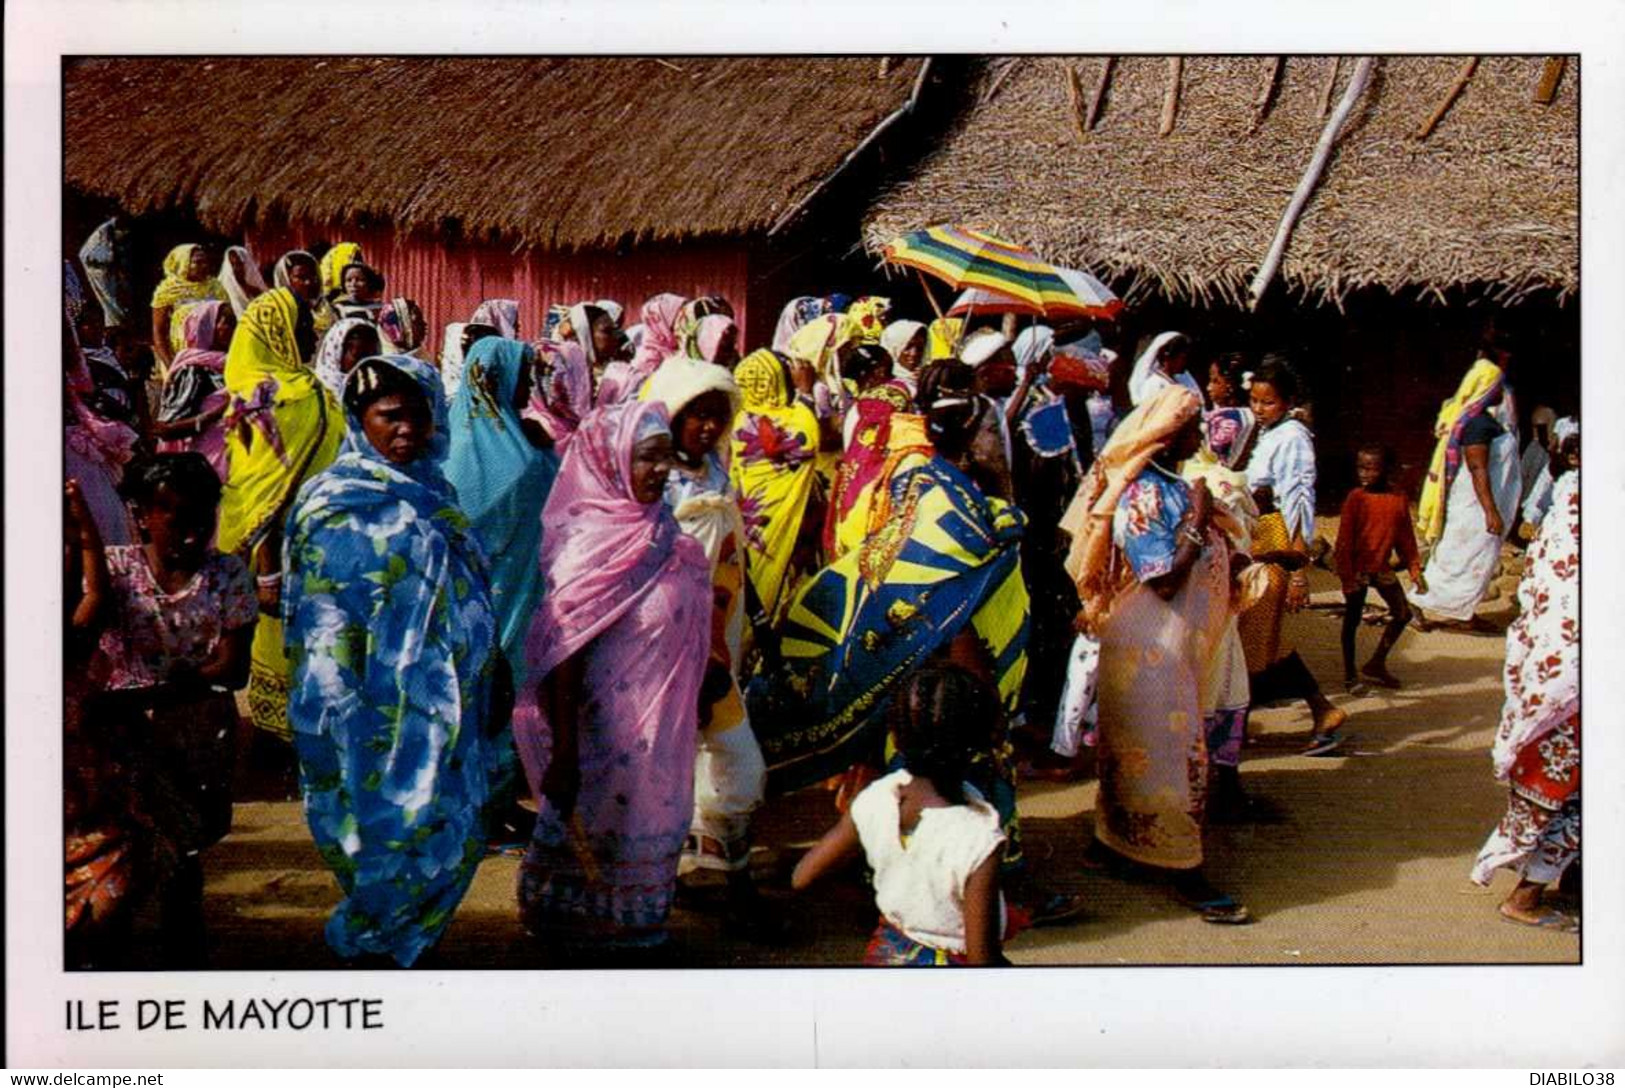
470, 298, 521, 340
153, 301, 236, 479
515, 398, 713, 951
596, 292, 686, 408
525, 339, 593, 449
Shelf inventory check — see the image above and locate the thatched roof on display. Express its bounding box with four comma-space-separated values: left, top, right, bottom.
863, 56, 1578, 307
64, 56, 927, 250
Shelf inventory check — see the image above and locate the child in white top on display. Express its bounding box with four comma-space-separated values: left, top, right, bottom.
792, 666, 1010, 966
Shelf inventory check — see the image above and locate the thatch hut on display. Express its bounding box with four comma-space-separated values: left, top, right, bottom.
864, 56, 1579, 501
63, 56, 940, 345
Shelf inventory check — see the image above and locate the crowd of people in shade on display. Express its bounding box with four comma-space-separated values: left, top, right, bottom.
61, 227, 1581, 969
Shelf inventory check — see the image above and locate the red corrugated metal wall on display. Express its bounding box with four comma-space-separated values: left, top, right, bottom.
244, 222, 755, 350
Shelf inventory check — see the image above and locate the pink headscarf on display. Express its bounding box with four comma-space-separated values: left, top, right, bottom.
171, 300, 231, 374
596, 292, 688, 407
470, 298, 520, 340
524, 339, 593, 446
694, 315, 738, 364
515, 399, 709, 789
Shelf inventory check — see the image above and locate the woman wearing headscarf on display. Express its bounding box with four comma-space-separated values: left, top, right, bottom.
683, 315, 741, 370
881, 319, 928, 393
642, 361, 772, 916
1060, 385, 1249, 923
1181, 405, 1261, 818
731, 349, 824, 624
79, 218, 133, 330
525, 339, 593, 451
1127, 331, 1203, 408
1520, 417, 1577, 532
317, 242, 364, 301
217, 287, 344, 739
1469, 445, 1578, 932
284, 353, 502, 967
514, 399, 712, 951
750, 380, 1031, 860
562, 302, 624, 385
470, 298, 521, 341
64, 318, 139, 546
825, 355, 915, 560
444, 338, 552, 682
219, 246, 267, 319
1408, 340, 1523, 628
597, 292, 686, 407
330, 262, 387, 325
271, 251, 325, 345
787, 312, 862, 478
772, 296, 832, 355
150, 244, 228, 372
313, 317, 384, 398
377, 298, 427, 356
152, 300, 235, 480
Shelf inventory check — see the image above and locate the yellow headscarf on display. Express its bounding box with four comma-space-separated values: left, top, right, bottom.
731, 350, 823, 618
845, 296, 891, 345
1416, 358, 1504, 545
1060, 385, 1203, 633
926, 316, 964, 361
319, 242, 365, 297
786, 313, 860, 387
218, 288, 345, 557
151, 244, 228, 358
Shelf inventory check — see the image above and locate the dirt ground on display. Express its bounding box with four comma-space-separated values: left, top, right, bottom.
162, 549, 1579, 971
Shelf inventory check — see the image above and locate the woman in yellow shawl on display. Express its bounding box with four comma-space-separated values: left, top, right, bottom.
1060, 385, 1250, 924
150, 244, 228, 372
1408, 340, 1522, 627
217, 287, 345, 738
731, 349, 824, 625
786, 312, 861, 481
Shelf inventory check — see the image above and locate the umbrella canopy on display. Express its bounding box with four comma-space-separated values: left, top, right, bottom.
948, 266, 1125, 321
882, 225, 1087, 317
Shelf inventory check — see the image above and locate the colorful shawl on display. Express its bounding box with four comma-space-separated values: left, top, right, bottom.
318, 242, 364, 297
750, 451, 1030, 795
926, 317, 964, 362
1490, 469, 1579, 780
1205, 406, 1257, 470
471, 298, 521, 340
731, 350, 822, 619
376, 298, 419, 353
773, 296, 832, 354
525, 339, 592, 447
313, 317, 376, 398
1060, 385, 1203, 633
272, 250, 316, 295
218, 288, 344, 557
788, 312, 861, 391
513, 400, 711, 794
219, 246, 268, 318
283, 352, 498, 967
826, 384, 920, 558
1417, 359, 1505, 545
596, 292, 686, 406
846, 296, 892, 344
684, 314, 737, 364
446, 338, 554, 681
156, 300, 233, 475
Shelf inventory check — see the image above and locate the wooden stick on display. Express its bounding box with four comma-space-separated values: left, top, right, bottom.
1248, 57, 1376, 311
983, 58, 1021, 105
1086, 56, 1114, 130
1251, 56, 1282, 131
1534, 57, 1567, 104
1160, 57, 1183, 136
1065, 63, 1088, 138
879, 57, 893, 78
1317, 57, 1340, 118
916, 268, 946, 323
1416, 56, 1479, 140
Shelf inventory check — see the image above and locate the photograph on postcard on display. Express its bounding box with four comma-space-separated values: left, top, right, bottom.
53, 52, 1582, 979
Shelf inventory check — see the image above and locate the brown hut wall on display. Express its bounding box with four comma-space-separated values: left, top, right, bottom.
244, 221, 754, 348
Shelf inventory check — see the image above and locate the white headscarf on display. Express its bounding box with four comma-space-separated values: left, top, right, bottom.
440, 322, 469, 399
593, 299, 624, 327
219, 246, 268, 318
567, 302, 602, 374
1012, 325, 1055, 382
960, 328, 1009, 367
314, 317, 377, 397
880, 319, 927, 379
1128, 331, 1197, 406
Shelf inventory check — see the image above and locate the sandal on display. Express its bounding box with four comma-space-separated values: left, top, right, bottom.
679, 832, 750, 875
1499, 907, 1578, 933
1027, 891, 1090, 928
1303, 732, 1348, 757
1176, 890, 1253, 925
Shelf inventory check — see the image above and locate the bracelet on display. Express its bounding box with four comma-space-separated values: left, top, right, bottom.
256, 572, 283, 589
1181, 526, 1205, 547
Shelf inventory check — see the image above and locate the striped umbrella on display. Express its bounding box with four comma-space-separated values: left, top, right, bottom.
947, 266, 1124, 322
881, 225, 1098, 319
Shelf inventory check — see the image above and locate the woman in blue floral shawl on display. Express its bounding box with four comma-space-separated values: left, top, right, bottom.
282, 353, 502, 967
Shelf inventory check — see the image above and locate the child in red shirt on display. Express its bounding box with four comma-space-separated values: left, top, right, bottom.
1335, 445, 1427, 693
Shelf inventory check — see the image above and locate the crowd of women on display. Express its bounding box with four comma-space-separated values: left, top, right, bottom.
61, 231, 1581, 969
